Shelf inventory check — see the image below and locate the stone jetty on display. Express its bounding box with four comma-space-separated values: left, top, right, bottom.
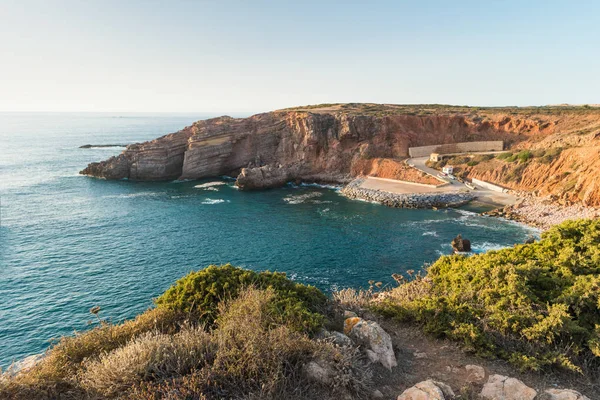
341, 179, 474, 209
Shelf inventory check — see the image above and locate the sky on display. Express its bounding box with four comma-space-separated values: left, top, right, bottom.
1, 0, 598, 113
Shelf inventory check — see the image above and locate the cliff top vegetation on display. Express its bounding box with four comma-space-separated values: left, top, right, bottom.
280, 103, 600, 117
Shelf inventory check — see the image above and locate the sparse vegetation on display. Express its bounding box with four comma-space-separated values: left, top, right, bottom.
1, 267, 371, 400
282, 103, 600, 117
372, 219, 600, 373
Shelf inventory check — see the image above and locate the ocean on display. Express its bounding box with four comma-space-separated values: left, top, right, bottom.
0, 112, 538, 367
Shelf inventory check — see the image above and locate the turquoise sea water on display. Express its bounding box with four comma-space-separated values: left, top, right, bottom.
0, 113, 538, 367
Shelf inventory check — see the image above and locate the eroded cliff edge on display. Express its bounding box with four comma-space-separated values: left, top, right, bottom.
80, 104, 600, 204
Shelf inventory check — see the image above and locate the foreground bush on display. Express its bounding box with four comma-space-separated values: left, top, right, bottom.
1, 268, 370, 399
156, 264, 328, 333
373, 219, 600, 372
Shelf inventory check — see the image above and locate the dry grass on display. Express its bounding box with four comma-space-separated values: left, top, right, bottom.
331, 288, 372, 311
79, 328, 214, 397
1, 287, 372, 400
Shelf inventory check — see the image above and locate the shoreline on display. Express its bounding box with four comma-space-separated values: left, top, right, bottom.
483, 194, 600, 231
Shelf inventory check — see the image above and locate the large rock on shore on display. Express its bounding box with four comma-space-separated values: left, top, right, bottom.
451, 234, 471, 252
236, 164, 298, 190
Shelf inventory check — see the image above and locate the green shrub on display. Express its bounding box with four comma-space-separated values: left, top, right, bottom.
540, 147, 563, 164
447, 156, 471, 165
516, 150, 532, 163
472, 154, 494, 163
466, 160, 479, 167
155, 264, 327, 333
531, 149, 546, 158
496, 152, 513, 160
373, 219, 600, 372
504, 162, 527, 183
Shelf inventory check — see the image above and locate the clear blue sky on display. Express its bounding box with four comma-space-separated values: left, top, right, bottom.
1, 0, 598, 112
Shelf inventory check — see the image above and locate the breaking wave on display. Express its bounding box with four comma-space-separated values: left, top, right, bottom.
195, 181, 227, 189
201, 198, 229, 205
283, 192, 323, 204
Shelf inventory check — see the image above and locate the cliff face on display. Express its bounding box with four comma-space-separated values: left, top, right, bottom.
80, 104, 600, 203
462, 145, 600, 206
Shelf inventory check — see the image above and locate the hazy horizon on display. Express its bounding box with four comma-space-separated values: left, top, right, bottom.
2, 1, 598, 113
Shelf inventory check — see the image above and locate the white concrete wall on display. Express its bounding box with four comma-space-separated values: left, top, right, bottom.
408, 141, 504, 158
472, 178, 508, 193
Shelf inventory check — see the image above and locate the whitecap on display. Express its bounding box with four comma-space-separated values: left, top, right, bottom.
422, 231, 438, 237
103, 192, 164, 199
283, 192, 322, 204
471, 242, 510, 253
201, 198, 229, 205
299, 182, 343, 191
195, 181, 227, 189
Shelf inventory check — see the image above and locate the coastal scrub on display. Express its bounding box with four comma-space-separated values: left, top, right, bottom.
372, 219, 600, 372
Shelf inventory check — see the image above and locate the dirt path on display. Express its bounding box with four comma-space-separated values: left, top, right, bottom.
360, 312, 599, 399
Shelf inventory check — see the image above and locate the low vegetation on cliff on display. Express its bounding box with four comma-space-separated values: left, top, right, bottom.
0, 266, 369, 400
371, 219, 600, 373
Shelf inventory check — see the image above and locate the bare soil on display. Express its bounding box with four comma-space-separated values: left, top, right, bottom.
356, 311, 599, 399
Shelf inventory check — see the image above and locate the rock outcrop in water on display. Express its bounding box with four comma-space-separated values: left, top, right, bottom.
80, 104, 600, 204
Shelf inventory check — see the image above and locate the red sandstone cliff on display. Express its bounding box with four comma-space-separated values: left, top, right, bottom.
80, 104, 600, 204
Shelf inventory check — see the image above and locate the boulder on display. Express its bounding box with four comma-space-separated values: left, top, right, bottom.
397, 380, 455, 400
321, 330, 353, 347
346, 318, 397, 370
304, 361, 332, 385
545, 388, 591, 400
2, 353, 44, 378
480, 374, 536, 400
236, 164, 297, 190
451, 234, 471, 252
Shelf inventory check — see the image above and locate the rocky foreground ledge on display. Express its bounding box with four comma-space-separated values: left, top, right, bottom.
341, 179, 475, 208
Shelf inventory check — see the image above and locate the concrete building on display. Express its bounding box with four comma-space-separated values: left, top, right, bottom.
442, 166, 454, 175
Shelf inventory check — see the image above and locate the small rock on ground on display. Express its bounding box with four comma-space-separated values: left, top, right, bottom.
397, 379, 455, 400
465, 364, 485, 382
545, 388, 591, 400
480, 374, 536, 400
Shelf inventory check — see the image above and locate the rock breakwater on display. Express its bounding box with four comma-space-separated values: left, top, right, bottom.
341, 179, 474, 208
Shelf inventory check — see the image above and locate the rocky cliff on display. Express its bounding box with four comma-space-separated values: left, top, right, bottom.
81, 104, 600, 201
